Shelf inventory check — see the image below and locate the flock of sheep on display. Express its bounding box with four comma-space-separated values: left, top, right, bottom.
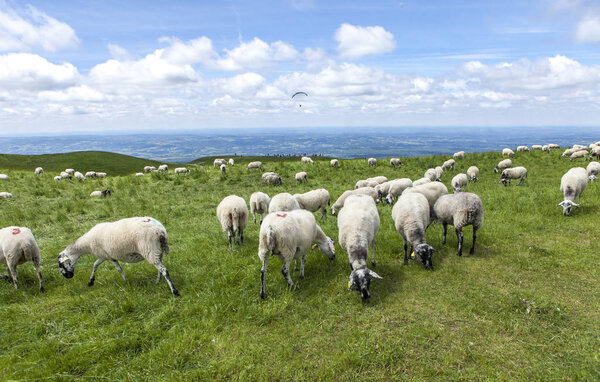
1, 141, 598, 300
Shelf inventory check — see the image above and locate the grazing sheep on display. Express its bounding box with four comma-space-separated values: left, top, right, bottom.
143, 166, 156, 173
90, 189, 112, 197
572, 144, 587, 151
293, 188, 330, 220
384, 178, 413, 204
562, 148, 577, 158
453, 151, 465, 159
295, 171, 308, 183
558, 167, 588, 216
367, 158, 377, 167
434, 166, 443, 181
263, 173, 282, 185
391, 193, 437, 270
158, 164, 168, 172
587, 161, 600, 179
531, 145, 542, 150
403, 181, 449, 212
216, 195, 249, 251
301, 156, 314, 165
0, 174, 9, 180
338, 195, 382, 301
96, 172, 107, 178
220, 164, 227, 173
0, 226, 43, 291
85, 171, 97, 178
65, 169, 75, 175
0, 192, 13, 199
135, 172, 144, 177
542, 145, 550, 153
390, 158, 402, 168
331, 187, 378, 215
247, 161, 263, 171
54, 176, 62, 181
250, 192, 270, 224
433, 192, 484, 256
442, 159, 455, 171
330, 159, 339, 168
570, 150, 588, 161
502, 148, 515, 157
60, 171, 71, 180
367, 176, 388, 184
517, 145, 530, 152
74, 172, 86, 181
494, 159, 512, 173
355, 179, 379, 189
228, 158, 234, 167
34, 167, 44, 175
424, 168, 437, 182
58, 217, 178, 296
451, 173, 468, 193
269, 192, 300, 212
549, 143, 560, 149
591, 147, 600, 158
467, 166, 479, 182
258, 209, 335, 299
501, 167, 527, 186
213, 159, 227, 168
174, 167, 189, 174
412, 178, 432, 187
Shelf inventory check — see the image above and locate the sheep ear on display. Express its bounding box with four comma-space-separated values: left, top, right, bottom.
573, 202, 580, 208
369, 270, 383, 279
557, 201, 565, 207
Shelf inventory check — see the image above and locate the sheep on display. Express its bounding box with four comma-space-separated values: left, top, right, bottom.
85, 171, 97, 178
65, 169, 75, 175
367, 176, 388, 184
587, 161, 600, 179
330, 159, 339, 168
391, 192, 437, 270
542, 145, 550, 153
293, 188, 330, 220
412, 177, 431, 187
562, 148, 577, 158
338, 195, 382, 301
135, 172, 144, 177
570, 150, 588, 161
143, 166, 156, 173
0, 192, 13, 199
467, 166, 479, 182
494, 159, 512, 173
384, 178, 413, 204
174, 167, 189, 174
591, 147, 600, 158
295, 171, 308, 183
34, 167, 44, 175
390, 158, 402, 168
367, 158, 377, 167
220, 164, 227, 173
355, 179, 378, 189
96, 172, 107, 178
403, 181, 449, 212
216, 195, 249, 251
214, 158, 227, 168
90, 189, 112, 197
54, 176, 62, 181
453, 151, 465, 159
451, 173, 468, 193
572, 144, 587, 151
0, 226, 43, 291
250, 192, 270, 224
263, 173, 282, 185
158, 164, 168, 172
258, 209, 335, 299
58, 217, 178, 296
228, 158, 234, 167
424, 168, 437, 181
501, 167, 527, 186
74, 171, 86, 181
60, 171, 71, 179
269, 192, 300, 212
434, 166, 443, 181
433, 192, 484, 256
247, 161, 263, 171
502, 148, 515, 157
558, 167, 588, 216
442, 159, 455, 171
549, 143, 560, 149
301, 156, 314, 165
0, 174, 9, 180
532, 145, 543, 150
331, 187, 378, 215
517, 145, 530, 152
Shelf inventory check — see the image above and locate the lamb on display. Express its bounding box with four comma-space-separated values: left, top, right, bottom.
367, 158, 377, 167
258, 209, 335, 299
301, 156, 314, 165
220, 164, 227, 173
0, 174, 9, 180
330, 159, 339, 168
174, 167, 189, 174
0, 192, 13, 199
263, 173, 282, 185
412, 177, 431, 187
65, 169, 75, 175
403, 181, 449, 211
96, 172, 107, 178
250, 192, 270, 224
331, 187, 378, 215
517, 145, 530, 152
355, 179, 378, 189
384, 178, 413, 204
467, 166, 479, 182
494, 159, 512, 173
58, 217, 178, 295
532, 145, 543, 150
60, 171, 71, 179
295, 171, 308, 183
453, 151, 465, 159
247, 161, 263, 171
391, 192, 437, 270
338, 195, 382, 301
433, 192, 484, 256
74, 171, 86, 181
390, 158, 402, 168
34, 167, 44, 175
558, 167, 587, 216
586, 161, 600, 179
434, 166, 443, 181
501, 167, 527, 186
269, 192, 300, 212
570, 150, 588, 161
293, 188, 330, 220
90, 189, 112, 197
424, 168, 437, 181
442, 159, 455, 171
135, 172, 144, 177
85, 171, 97, 178
214, 158, 227, 167
143, 166, 156, 173
216, 195, 249, 251
228, 158, 234, 167
0, 226, 43, 291
158, 164, 168, 172
502, 148, 515, 156
451, 173, 468, 193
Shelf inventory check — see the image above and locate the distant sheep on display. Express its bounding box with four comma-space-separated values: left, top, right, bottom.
96, 172, 107, 178
0, 174, 8, 180
517, 145, 530, 152
390, 158, 402, 168
453, 151, 465, 159
403, 181, 449, 212
442, 159, 455, 171
330, 159, 339, 168
295, 171, 308, 183
85, 171, 97, 178
494, 159, 512, 173
269, 192, 300, 212
60, 171, 71, 179
355, 179, 378, 189
54, 176, 62, 181
228, 158, 234, 167
216, 195, 248, 251
74, 172, 86, 181
562, 148, 577, 158
467, 166, 479, 182
501, 167, 527, 186
220, 164, 226, 173
293, 188, 330, 220
424, 168, 437, 182
247, 161, 263, 171
542, 145, 550, 153
532, 145, 543, 150
34, 167, 44, 175
90, 189, 112, 197
158, 164, 168, 172
143, 166, 156, 173
587, 161, 600, 179
367, 176, 387, 184
433, 192, 484, 256
502, 148, 515, 157
548, 143, 560, 149
558, 167, 587, 216
331, 187, 378, 215
174, 167, 189, 174
434, 166, 443, 181
250, 192, 270, 224
0, 192, 13, 199
263, 173, 282, 185
367, 158, 377, 167
65, 169, 75, 175
214, 159, 227, 168
301, 156, 314, 165
570, 150, 588, 161
384, 178, 413, 204
0, 226, 43, 291
451, 173, 468, 193
135, 173, 144, 177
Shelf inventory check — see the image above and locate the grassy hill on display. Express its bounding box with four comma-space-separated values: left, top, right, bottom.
0, 150, 598, 380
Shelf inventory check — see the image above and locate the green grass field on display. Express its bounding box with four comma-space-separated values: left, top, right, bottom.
0, 151, 598, 380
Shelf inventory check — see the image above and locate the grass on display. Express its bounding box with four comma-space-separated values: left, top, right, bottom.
0, 150, 598, 380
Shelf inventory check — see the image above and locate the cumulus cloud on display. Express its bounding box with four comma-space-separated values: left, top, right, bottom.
160, 36, 217, 65
334, 23, 396, 60
213, 37, 298, 71
575, 12, 600, 43
0, 4, 78, 52
0, 53, 79, 90
38, 85, 105, 102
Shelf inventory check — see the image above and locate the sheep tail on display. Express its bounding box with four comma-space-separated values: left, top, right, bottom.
159, 231, 170, 254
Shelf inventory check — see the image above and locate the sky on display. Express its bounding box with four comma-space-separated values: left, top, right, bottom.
1, 0, 600, 134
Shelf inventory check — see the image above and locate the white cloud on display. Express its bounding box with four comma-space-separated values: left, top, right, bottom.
108, 44, 129, 60
160, 36, 217, 65
213, 37, 298, 71
334, 23, 396, 60
271, 41, 299, 61
216, 72, 266, 95
575, 12, 600, 43
38, 85, 105, 102
0, 4, 78, 52
0, 53, 79, 90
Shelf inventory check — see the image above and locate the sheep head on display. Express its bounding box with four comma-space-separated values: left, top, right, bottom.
317, 237, 335, 260
348, 268, 382, 301
58, 252, 75, 278
414, 244, 437, 270
558, 200, 579, 216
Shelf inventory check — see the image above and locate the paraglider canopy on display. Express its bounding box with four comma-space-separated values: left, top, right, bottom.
291, 91, 308, 107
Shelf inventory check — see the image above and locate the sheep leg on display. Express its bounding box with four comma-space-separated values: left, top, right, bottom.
519, 177, 524, 185
228, 230, 233, 252
110, 260, 127, 281
6, 262, 18, 290
281, 261, 294, 287
33, 256, 44, 292
442, 223, 448, 244
470, 227, 477, 255
154, 262, 179, 296
456, 228, 463, 256
88, 258, 105, 286
260, 254, 269, 299
300, 255, 306, 278
253, 212, 257, 224
403, 239, 409, 265
155, 270, 161, 284
371, 240, 376, 267
320, 207, 327, 220
239, 228, 244, 245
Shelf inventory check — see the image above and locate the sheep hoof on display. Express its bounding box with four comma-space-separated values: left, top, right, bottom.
40, 286, 45, 293
371, 261, 376, 267
260, 292, 266, 299
87, 279, 95, 287
172, 288, 180, 297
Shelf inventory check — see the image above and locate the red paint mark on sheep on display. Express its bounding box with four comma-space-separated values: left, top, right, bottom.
143, 218, 151, 222
11, 228, 20, 235
276, 213, 287, 218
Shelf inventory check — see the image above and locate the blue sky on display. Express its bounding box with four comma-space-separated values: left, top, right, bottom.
1, 0, 600, 134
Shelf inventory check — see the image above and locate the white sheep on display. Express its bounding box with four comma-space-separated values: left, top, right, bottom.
74, 171, 86, 181
391, 192, 437, 270
247, 161, 263, 171
0, 174, 9, 180
549, 143, 560, 149
214, 158, 227, 167
442, 159, 455, 171
451, 173, 468, 193
591, 147, 600, 158
54, 176, 62, 181
355, 179, 379, 189
330, 159, 339, 168
586, 161, 600, 179
58, 217, 178, 295
412, 178, 431, 187
467, 166, 479, 182
263, 173, 282, 185
453, 151, 465, 159
570, 150, 588, 161
216, 195, 249, 251
390, 158, 402, 168
143, 166, 156, 173
424, 168, 437, 182
558, 167, 587, 216
228, 158, 235, 167
517, 145, 530, 152
301, 156, 314, 165
338, 195, 382, 301
85, 171, 97, 178
542, 145, 550, 153
572, 144, 587, 151
0, 192, 13, 199
135, 172, 144, 177
174, 167, 189, 174
60, 171, 71, 179
293, 188, 330, 220
158, 164, 168, 172
34, 167, 44, 175
367, 176, 388, 184
562, 148, 577, 158
295, 171, 308, 183
434, 166, 443, 181
384, 178, 413, 204
367, 158, 377, 167
65, 169, 75, 175
501, 166, 527, 186
269, 192, 300, 212
502, 148, 515, 157
90, 189, 112, 197
532, 145, 542, 150
96, 172, 107, 178
494, 159, 512, 173
331, 187, 378, 215
258, 209, 335, 299
0, 226, 43, 291
433, 192, 484, 256
220, 164, 226, 173
403, 181, 449, 211
250, 192, 270, 224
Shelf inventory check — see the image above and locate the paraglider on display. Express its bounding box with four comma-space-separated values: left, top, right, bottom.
291, 91, 308, 107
